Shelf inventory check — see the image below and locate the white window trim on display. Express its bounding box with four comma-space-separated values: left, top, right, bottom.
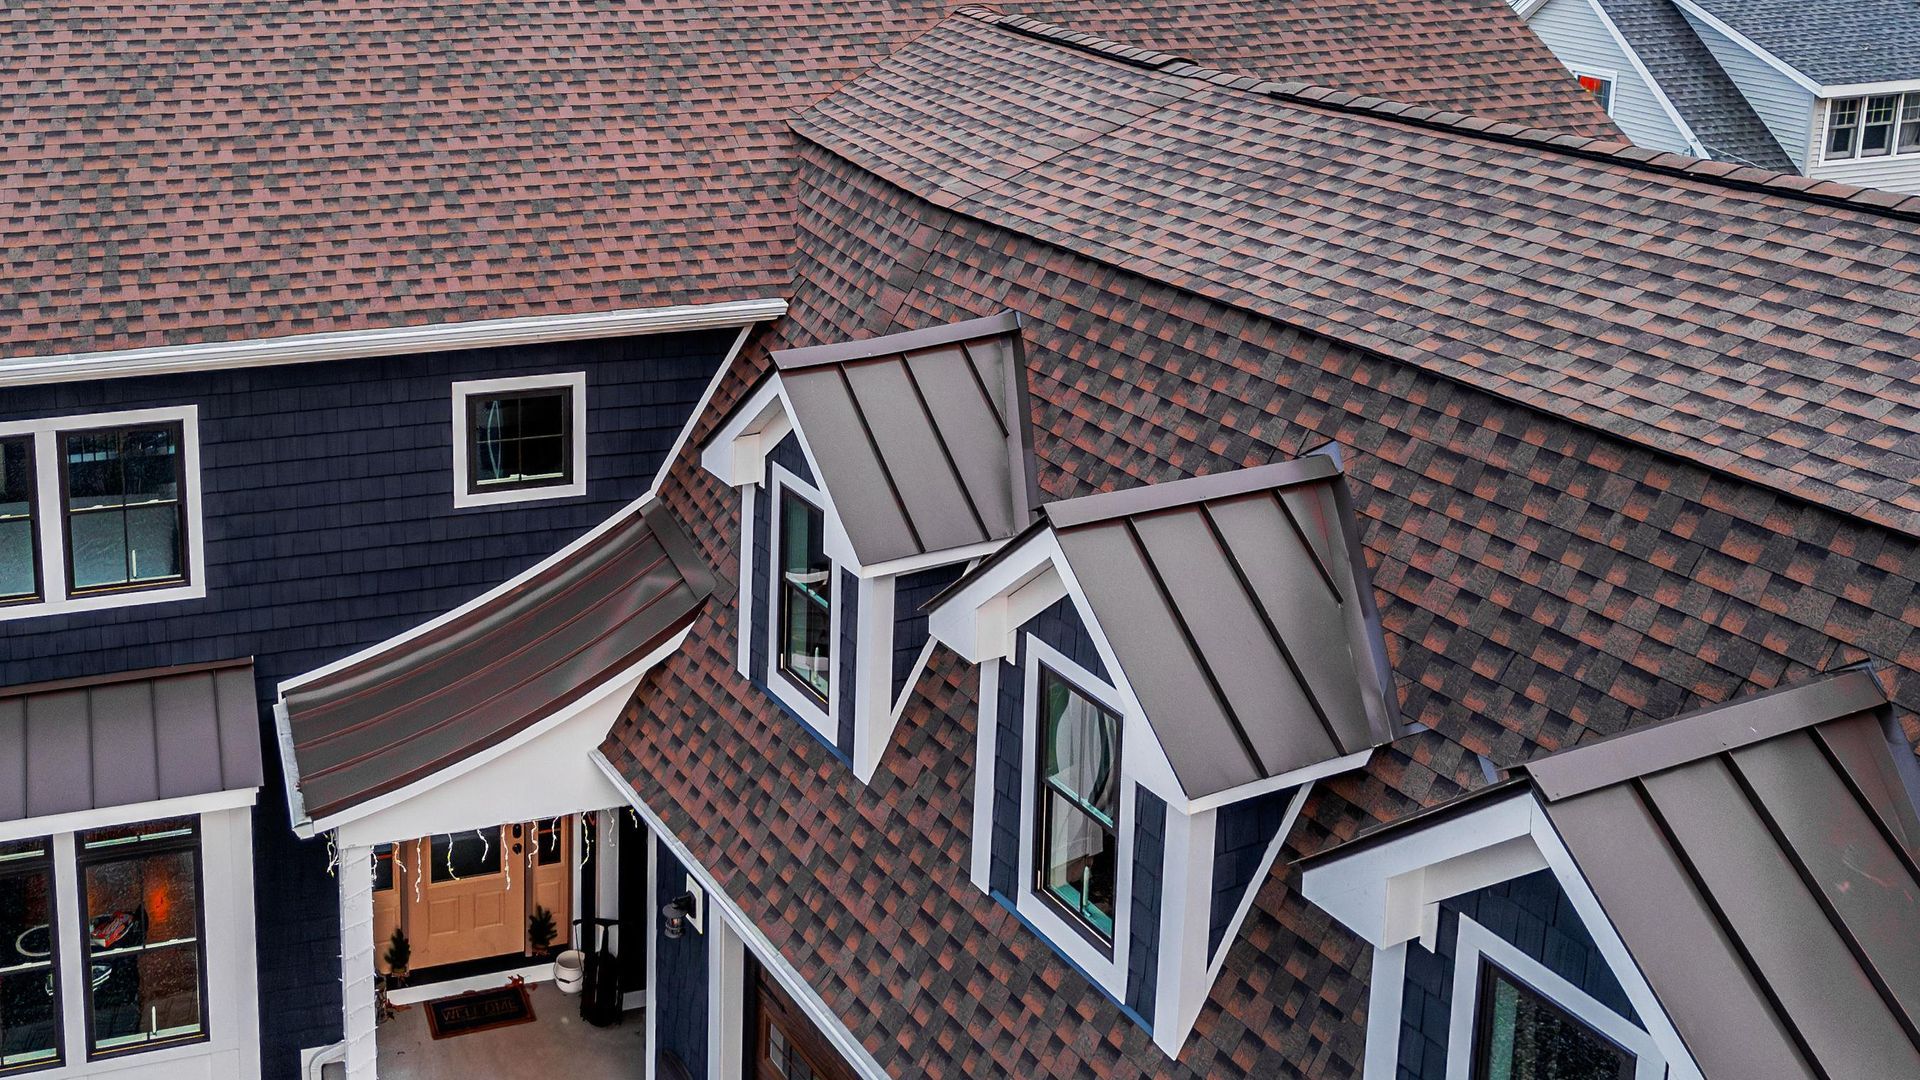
449, 371, 588, 508
1446, 915, 1665, 1080
1568, 65, 1619, 116
1015, 634, 1132, 992
1818, 92, 1920, 164
763, 462, 840, 744
0, 405, 206, 623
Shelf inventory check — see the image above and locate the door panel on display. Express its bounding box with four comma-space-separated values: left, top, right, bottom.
530, 816, 573, 949
405, 825, 527, 969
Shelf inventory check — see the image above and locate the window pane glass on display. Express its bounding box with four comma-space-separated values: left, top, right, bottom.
0, 520, 33, 602
119, 430, 179, 503
371, 844, 395, 892
1038, 791, 1117, 939
124, 504, 182, 583
64, 432, 125, 510
62, 426, 184, 592
0, 838, 60, 1071
69, 509, 128, 589
80, 820, 204, 1056
1863, 95, 1900, 156
1041, 671, 1119, 823
1477, 965, 1634, 1080
1900, 93, 1920, 153
1828, 98, 1860, 157
778, 490, 831, 700
535, 819, 565, 866
430, 829, 502, 882
470, 391, 570, 489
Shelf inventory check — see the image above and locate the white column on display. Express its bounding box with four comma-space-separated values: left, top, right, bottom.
338, 841, 379, 1079
51, 833, 86, 1068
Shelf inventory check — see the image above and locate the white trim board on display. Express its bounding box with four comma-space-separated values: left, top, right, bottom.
0, 786, 256, 845
0, 298, 788, 388
384, 963, 555, 1007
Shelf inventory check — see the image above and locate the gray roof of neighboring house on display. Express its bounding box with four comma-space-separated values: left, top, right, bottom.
0, 659, 264, 822
1525, 668, 1920, 1079
1039, 454, 1399, 798
772, 311, 1040, 566
282, 502, 713, 823
1684, 0, 1920, 86
1597, 0, 1794, 170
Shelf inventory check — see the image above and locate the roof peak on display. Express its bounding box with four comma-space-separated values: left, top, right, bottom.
1042, 453, 1340, 530
956, 5, 1920, 223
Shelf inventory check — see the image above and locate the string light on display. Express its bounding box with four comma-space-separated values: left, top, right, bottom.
415, 843, 423, 904
445, 833, 458, 882
325, 832, 338, 878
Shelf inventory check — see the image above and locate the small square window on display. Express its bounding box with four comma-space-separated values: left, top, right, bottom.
1574, 72, 1613, 115
1474, 963, 1635, 1080
60, 424, 186, 594
1033, 667, 1121, 946
0, 436, 38, 604
77, 817, 208, 1060
451, 374, 587, 508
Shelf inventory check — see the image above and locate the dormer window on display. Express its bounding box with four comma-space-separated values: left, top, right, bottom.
1825, 93, 1920, 161
700, 312, 1040, 780
1035, 666, 1121, 947
929, 453, 1399, 1055
777, 487, 833, 702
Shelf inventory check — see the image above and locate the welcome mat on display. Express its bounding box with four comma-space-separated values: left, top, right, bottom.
423, 983, 535, 1040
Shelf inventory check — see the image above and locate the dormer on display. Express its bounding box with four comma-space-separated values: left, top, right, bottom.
926, 452, 1399, 1054
700, 312, 1040, 780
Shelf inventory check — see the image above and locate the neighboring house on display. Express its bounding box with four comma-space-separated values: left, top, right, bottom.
1513, 0, 1920, 189
0, 3, 1617, 1079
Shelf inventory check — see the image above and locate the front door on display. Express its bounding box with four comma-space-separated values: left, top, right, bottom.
746, 956, 857, 1080
411, 825, 525, 969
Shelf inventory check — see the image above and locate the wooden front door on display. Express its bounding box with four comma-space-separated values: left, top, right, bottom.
410, 825, 525, 969
747, 957, 856, 1080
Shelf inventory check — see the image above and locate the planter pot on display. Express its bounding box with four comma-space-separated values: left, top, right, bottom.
553, 949, 586, 995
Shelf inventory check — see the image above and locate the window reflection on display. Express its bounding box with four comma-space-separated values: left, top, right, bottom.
0, 837, 61, 1072
78, 818, 205, 1058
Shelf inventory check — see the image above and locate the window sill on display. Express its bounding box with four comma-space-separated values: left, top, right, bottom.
452, 477, 588, 510
0, 580, 205, 623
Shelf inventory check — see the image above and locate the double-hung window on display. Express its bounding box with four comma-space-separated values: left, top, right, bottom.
1033, 667, 1121, 947
1826, 93, 1920, 160
76, 818, 208, 1059
0, 837, 61, 1073
777, 488, 833, 702
61, 424, 187, 593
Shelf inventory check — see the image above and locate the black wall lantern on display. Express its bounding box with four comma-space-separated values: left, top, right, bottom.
662, 889, 703, 939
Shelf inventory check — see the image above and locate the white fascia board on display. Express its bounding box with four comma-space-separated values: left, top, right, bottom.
852, 537, 1004, 580
589, 751, 894, 1080
0, 297, 787, 388
1586, 0, 1711, 157
1299, 789, 1543, 949
296, 626, 691, 837
1179, 748, 1374, 816
0, 785, 257, 844
1820, 77, 1920, 97
926, 528, 1059, 663
1668, 0, 1823, 92
698, 375, 790, 488
850, 572, 898, 783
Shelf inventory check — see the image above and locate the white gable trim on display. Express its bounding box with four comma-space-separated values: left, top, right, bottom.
1668, 0, 1823, 93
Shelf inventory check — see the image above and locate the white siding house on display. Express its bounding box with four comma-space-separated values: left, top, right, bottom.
1523, 0, 1700, 155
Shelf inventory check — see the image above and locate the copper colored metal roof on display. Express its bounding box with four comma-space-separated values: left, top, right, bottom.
0, 658, 263, 822
283, 502, 713, 822
1525, 668, 1920, 1079
771, 312, 1039, 566
1042, 455, 1399, 798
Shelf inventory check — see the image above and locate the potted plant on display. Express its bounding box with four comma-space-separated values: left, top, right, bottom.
382, 928, 411, 985
528, 905, 558, 957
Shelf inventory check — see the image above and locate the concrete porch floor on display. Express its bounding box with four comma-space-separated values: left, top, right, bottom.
376, 984, 645, 1079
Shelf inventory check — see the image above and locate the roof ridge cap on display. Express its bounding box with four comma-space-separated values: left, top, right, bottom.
957, 6, 1920, 224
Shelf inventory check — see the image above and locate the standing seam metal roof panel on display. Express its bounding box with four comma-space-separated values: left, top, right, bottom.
0, 659, 264, 823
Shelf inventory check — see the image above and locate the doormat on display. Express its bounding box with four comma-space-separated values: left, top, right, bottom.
423, 984, 535, 1040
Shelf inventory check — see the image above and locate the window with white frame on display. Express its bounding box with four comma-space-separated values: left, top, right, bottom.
1824, 92, 1920, 161
1572, 70, 1615, 115
1032, 665, 1121, 949
0, 407, 204, 622
1448, 917, 1663, 1080
776, 486, 833, 703
76, 817, 208, 1059
450, 373, 588, 508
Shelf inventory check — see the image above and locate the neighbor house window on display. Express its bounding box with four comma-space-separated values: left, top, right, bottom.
1573, 71, 1614, 114
777, 488, 832, 702
0, 437, 37, 604
77, 818, 207, 1059
1033, 667, 1120, 947
450, 373, 588, 508
1475, 963, 1635, 1080
61, 424, 186, 594
1827, 93, 1920, 160
0, 837, 61, 1073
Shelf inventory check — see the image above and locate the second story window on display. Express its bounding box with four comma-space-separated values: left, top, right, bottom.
450, 373, 588, 508
1826, 93, 1920, 161
777, 488, 833, 702
0, 436, 37, 603
61, 424, 186, 593
1034, 667, 1121, 947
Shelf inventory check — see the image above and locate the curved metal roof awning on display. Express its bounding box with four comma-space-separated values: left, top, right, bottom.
279, 501, 714, 829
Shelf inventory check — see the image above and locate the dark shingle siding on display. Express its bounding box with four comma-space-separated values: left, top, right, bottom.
892, 563, 965, 704
654, 845, 710, 1078
1207, 785, 1295, 958
1027, 596, 1109, 684
1397, 870, 1639, 1078
990, 646, 1026, 898
837, 567, 859, 756
0, 329, 732, 1078
769, 430, 814, 485
1125, 786, 1166, 1026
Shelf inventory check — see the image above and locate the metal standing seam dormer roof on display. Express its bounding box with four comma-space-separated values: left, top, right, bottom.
767, 311, 1042, 567
280, 501, 714, 825
1029, 454, 1399, 799
1518, 667, 1920, 1079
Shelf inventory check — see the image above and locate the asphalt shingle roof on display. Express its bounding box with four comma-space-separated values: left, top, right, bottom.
1595, 0, 1794, 170
1685, 0, 1920, 86
0, 0, 1614, 360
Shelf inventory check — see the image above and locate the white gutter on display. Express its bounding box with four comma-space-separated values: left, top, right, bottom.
0, 297, 787, 387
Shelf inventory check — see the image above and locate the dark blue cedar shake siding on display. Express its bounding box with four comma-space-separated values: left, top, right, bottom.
1397, 870, 1640, 1080
654, 846, 710, 1079
1125, 786, 1166, 1026
1208, 785, 1296, 957
891, 562, 965, 703
836, 567, 858, 755
0, 329, 734, 1079
989, 597, 1106, 898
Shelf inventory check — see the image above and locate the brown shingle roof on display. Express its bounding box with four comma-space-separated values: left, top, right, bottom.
0, 0, 1613, 360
